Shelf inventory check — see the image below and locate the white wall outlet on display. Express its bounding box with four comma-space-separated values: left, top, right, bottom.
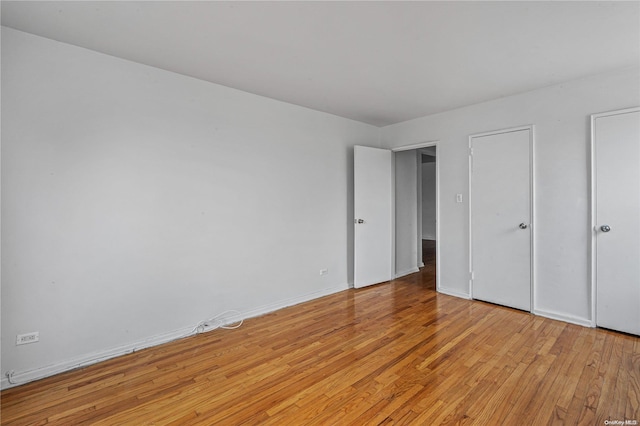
16, 332, 39, 346
456, 193, 463, 203
319, 268, 329, 276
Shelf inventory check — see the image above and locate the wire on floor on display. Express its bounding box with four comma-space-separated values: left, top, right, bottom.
192, 310, 243, 334
3, 310, 244, 387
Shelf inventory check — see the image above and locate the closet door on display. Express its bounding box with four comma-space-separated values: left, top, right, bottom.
470, 127, 533, 311
593, 108, 640, 335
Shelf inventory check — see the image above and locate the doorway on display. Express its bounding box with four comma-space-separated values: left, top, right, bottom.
352, 142, 440, 290
419, 147, 437, 272
393, 142, 439, 289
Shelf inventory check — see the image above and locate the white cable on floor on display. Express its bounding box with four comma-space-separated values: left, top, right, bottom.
192, 310, 244, 334
5, 370, 17, 385
3, 310, 244, 387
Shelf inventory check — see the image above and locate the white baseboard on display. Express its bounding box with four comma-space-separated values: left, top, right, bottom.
0, 283, 348, 390
395, 267, 420, 279
436, 286, 472, 300
230, 283, 348, 323
435, 291, 593, 328
533, 309, 593, 328
1, 326, 193, 390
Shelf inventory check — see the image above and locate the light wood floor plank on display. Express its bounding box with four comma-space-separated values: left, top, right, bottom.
2, 244, 638, 424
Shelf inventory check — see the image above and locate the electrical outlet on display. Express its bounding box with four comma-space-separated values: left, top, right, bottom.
16, 332, 39, 346
319, 268, 329, 276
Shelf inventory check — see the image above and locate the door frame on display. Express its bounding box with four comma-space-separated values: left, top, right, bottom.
468, 125, 535, 311
392, 141, 440, 291
589, 106, 640, 327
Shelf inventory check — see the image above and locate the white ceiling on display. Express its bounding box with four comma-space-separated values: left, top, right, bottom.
2, 1, 639, 127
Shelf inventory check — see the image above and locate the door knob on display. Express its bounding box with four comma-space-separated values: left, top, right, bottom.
355, 219, 364, 224
519, 223, 528, 229
600, 225, 611, 232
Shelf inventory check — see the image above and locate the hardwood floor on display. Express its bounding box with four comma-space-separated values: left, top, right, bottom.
2, 243, 638, 425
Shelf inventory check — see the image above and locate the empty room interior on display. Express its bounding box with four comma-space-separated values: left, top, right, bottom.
1, 1, 639, 424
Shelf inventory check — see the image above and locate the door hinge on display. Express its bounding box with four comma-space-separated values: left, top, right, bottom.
470, 271, 475, 280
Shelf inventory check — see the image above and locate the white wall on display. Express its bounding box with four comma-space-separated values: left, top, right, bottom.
394, 150, 419, 277
421, 162, 437, 240
0, 27, 380, 387
381, 66, 640, 323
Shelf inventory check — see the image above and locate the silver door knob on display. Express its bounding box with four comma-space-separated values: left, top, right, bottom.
519, 223, 528, 229
355, 219, 364, 224
600, 225, 611, 232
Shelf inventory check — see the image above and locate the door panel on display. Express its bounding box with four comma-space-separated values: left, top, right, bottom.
594, 108, 640, 335
470, 128, 532, 311
354, 146, 393, 288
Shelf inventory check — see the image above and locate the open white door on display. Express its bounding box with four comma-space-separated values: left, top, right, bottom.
593, 107, 640, 335
470, 127, 533, 311
354, 146, 393, 288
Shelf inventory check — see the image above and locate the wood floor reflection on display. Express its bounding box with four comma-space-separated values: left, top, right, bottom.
2, 240, 638, 424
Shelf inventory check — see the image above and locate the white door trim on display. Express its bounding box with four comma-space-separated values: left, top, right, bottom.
393, 140, 439, 152
468, 125, 535, 311
392, 141, 440, 291
590, 106, 640, 327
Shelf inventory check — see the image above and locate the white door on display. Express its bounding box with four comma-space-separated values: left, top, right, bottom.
593, 107, 640, 335
470, 127, 532, 311
354, 145, 393, 288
